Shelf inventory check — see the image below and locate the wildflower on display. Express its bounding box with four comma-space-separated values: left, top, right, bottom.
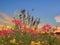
22, 27, 37, 35
0, 30, 6, 38
6, 30, 14, 34
41, 24, 51, 32
41, 26, 46, 32
0, 30, 14, 38
53, 26, 57, 32
22, 27, 32, 31
30, 30, 37, 35
12, 19, 24, 26
44, 24, 51, 29
10, 38, 16, 44
31, 41, 40, 45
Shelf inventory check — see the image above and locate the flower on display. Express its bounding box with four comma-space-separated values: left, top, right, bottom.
44, 24, 51, 29
0, 30, 14, 37
12, 18, 24, 26
31, 41, 41, 45
30, 30, 37, 35
22, 27, 32, 31
52, 26, 58, 32
0, 30, 6, 38
41, 26, 46, 32
6, 30, 14, 34
22, 27, 37, 35
41, 24, 51, 32
10, 39, 16, 43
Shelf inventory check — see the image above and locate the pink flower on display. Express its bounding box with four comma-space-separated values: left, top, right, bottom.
44, 24, 51, 29
22, 27, 32, 32
0, 30, 14, 37
41, 26, 46, 32
53, 26, 58, 31
30, 30, 37, 35
12, 19, 24, 26
41, 24, 51, 32
22, 27, 37, 35
0, 30, 6, 37
6, 30, 14, 34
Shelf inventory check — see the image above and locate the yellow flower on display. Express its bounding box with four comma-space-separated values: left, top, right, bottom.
31, 41, 41, 45
0, 27, 2, 30
26, 25, 30, 28
10, 39, 16, 44
31, 41, 35, 45
6, 25, 12, 30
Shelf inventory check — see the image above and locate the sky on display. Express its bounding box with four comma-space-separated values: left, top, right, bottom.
0, 0, 60, 26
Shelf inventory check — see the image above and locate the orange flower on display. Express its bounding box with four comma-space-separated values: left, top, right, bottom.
10, 39, 16, 43
31, 41, 40, 45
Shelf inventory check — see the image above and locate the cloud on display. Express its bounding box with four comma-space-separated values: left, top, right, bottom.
54, 15, 60, 22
